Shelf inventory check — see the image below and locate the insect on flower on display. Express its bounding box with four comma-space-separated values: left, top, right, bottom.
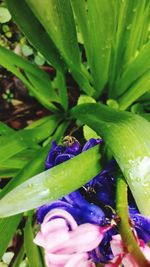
62, 135, 79, 147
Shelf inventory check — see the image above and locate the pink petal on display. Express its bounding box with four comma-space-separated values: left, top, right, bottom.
34, 218, 70, 251
43, 209, 78, 230
110, 234, 124, 256
65, 253, 95, 267
122, 253, 139, 267
141, 244, 150, 261
45, 253, 63, 267
33, 231, 45, 247
41, 218, 68, 236
57, 223, 105, 254
45, 252, 73, 265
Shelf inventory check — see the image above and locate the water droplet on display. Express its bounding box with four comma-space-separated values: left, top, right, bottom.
28, 183, 33, 189
126, 24, 132, 30
132, 8, 136, 13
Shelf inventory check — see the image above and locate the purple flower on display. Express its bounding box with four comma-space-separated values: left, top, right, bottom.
36, 137, 150, 265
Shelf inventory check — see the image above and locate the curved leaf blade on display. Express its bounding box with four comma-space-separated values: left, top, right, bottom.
72, 103, 150, 217
6, 0, 65, 71
0, 145, 101, 217
24, 215, 42, 267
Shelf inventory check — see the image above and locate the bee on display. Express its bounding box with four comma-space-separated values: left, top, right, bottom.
62, 135, 79, 147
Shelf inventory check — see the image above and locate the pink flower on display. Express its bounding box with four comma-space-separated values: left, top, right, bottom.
105, 234, 150, 267
34, 208, 110, 267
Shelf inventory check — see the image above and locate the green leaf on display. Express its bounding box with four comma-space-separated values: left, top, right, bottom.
0, 115, 60, 164
53, 70, 68, 111
26, 0, 80, 67
0, 215, 22, 259
77, 94, 96, 105
83, 125, 100, 141
25, 0, 94, 96
72, 103, 150, 217
0, 46, 59, 110
115, 41, 150, 95
0, 7, 11, 23
0, 121, 68, 198
0, 145, 101, 217
24, 215, 42, 267
109, 0, 144, 97
0, 122, 14, 136
118, 70, 150, 110
0, 148, 38, 178
6, 0, 65, 71
71, 0, 115, 97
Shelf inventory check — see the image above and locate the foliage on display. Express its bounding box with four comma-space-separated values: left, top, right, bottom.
0, 0, 150, 265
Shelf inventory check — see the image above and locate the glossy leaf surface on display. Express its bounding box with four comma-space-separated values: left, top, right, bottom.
72, 103, 150, 216
0, 145, 101, 217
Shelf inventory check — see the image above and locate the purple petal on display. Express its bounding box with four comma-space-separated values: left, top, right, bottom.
82, 138, 102, 152
54, 154, 75, 165
130, 212, 150, 243
45, 141, 64, 169
64, 141, 81, 155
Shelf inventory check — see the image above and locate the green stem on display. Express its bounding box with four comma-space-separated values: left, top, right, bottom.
116, 176, 150, 267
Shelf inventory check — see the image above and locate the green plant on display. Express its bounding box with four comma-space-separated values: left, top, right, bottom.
0, 1, 150, 266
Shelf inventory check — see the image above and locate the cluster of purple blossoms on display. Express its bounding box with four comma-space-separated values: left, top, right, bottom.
34, 138, 150, 267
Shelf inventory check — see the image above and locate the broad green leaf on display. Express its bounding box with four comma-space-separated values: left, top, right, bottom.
72, 103, 150, 217
77, 94, 96, 105
118, 70, 150, 110
123, 0, 149, 63
0, 168, 19, 179
26, 115, 52, 129
0, 215, 22, 259
109, 0, 145, 97
71, 0, 115, 97
0, 115, 60, 164
0, 121, 68, 198
6, 0, 65, 71
0, 122, 14, 136
83, 125, 100, 141
141, 113, 150, 122
115, 41, 150, 95
0, 145, 101, 217
25, 0, 94, 96
87, 0, 115, 97
0, 46, 59, 110
53, 70, 68, 111
24, 215, 42, 267
0, 143, 51, 199
26, 0, 80, 67
0, 148, 38, 178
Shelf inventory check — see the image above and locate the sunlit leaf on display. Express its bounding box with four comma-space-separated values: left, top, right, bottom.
71, 0, 115, 97
0, 46, 59, 110
72, 103, 150, 217
0, 145, 101, 217
0, 115, 60, 164
6, 0, 65, 71
0, 121, 68, 198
